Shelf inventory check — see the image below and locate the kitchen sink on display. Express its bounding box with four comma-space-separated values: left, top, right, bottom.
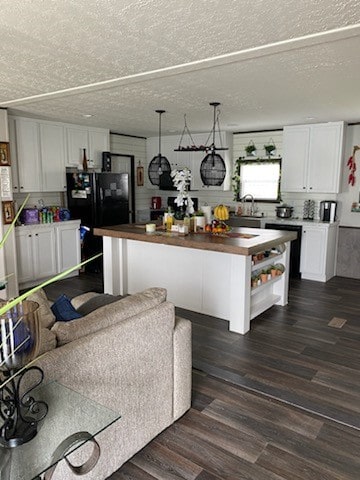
227, 216, 262, 228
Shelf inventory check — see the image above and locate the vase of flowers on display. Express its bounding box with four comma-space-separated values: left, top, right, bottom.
170, 168, 195, 217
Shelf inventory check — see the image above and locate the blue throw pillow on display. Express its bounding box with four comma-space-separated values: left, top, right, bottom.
51, 294, 83, 322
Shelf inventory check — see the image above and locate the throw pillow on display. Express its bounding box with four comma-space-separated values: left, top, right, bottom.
51, 294, 83, 322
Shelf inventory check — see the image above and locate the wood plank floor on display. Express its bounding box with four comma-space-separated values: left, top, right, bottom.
44, 274, 360, 480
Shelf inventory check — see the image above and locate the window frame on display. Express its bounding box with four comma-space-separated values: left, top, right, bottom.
232, 156, 282, 203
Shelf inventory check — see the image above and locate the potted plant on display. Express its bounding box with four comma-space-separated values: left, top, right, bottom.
264, 140, 276, 157
245, 141, 257, 157
270, 265, 278, 278
260, 270, 268, 283
171, 168, 194, 216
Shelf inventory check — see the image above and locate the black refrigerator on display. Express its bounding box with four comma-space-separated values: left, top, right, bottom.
66, 171, 130, 272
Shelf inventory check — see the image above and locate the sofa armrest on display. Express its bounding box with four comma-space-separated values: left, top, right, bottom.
173, 316, 192, 420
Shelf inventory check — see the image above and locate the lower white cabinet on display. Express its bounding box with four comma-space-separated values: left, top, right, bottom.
15, 221, 80, 289
16, 226, 57, 286
300, 223, 339, 282
56, 222, 81, 274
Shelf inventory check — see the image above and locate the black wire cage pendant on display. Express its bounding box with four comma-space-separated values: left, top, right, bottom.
148, 110, 171, 186
200, 102, 228, 187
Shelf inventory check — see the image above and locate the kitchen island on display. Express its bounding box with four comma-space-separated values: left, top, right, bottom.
94, 225, 297, 334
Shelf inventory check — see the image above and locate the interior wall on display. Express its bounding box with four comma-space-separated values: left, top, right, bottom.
110, 125, 359, 226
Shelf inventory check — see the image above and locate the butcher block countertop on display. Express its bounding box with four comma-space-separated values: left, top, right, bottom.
94, 224, 297, 256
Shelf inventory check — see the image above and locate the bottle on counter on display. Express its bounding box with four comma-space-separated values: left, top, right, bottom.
166, 212, 174, 232
82, 148, 88, 172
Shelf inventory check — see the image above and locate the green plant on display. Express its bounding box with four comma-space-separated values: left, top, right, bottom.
245, 142, 257, 156
264, 144, 276, 155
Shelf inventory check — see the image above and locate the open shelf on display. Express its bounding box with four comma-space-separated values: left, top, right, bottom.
251, 274, 282, 295
174, 147, 229, 152
251, 253, 283, 271
250, 294, 282, 320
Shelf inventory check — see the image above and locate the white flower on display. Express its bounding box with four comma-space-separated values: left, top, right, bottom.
170, 168, 194, 214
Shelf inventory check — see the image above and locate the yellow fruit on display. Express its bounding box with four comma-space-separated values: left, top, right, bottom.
214, 204, 229, 221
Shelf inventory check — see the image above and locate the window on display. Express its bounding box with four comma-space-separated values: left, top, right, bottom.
234, 158, 281, 202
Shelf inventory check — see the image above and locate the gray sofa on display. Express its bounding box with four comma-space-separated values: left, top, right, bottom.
27, 287, 192, 479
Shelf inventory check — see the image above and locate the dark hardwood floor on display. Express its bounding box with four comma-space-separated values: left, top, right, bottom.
44, 274, 360, 480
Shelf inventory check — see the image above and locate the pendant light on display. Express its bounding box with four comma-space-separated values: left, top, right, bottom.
148, 110, 171, 186
200, 102, 228, 187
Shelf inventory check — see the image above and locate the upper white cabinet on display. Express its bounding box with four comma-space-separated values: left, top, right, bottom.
40, 123, 67, 192
66, 126, 109, 169
88, 129, 110, 169
66, 126, 89, 167
15, 118, 42, 192
281, 121, 345, 193
9, 115, 110, 192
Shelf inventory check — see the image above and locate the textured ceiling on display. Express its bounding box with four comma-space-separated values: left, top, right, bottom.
1, 0, 360, 136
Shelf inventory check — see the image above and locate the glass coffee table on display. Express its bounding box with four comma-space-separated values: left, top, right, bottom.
0, 382, 121, 480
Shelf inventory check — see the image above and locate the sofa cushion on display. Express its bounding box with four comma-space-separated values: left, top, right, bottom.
38, 327, 57, 356
23, 288, 57, 355
27, 288, 56, 329
70, 292, 101, 310
76, 294, 122, 316
51, 294, 83, 321
51, 287, 167, 346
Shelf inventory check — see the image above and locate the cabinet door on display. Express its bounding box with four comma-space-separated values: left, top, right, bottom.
307, 123, 344, 193
8, 117, 19, 194
88, 129, 109, 169
16, 119, 42, 192
15, 230, 34, 284
33, 227, 57, 280
300, 226, 327, 277
281, 126, 310, 192
56, 223, 81, 274
66, 127, 89, 166
40, 123, 67, 192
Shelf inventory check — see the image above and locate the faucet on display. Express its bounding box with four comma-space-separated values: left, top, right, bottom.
240, 194, 255, 216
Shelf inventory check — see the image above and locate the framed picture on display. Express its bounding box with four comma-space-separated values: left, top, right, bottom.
137, 164, 144, 186
2, 200, 15, 224
0, 143, 10, 166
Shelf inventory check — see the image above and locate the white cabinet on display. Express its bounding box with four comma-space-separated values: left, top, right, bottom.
66, 126, 89, 166
16, 225, 57, 285
9, 116, 109, 192
15, 118, 42, 192
282, 122, 345, 193
55, 222, 81, 274
15, 221, 81, 289
40, 123, 67, 192
8, 117, 19, 194
66, 126, 109, 168
300, 223, 339, 282
88, 129, 110, 169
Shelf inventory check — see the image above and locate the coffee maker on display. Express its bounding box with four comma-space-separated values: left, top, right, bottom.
320, 200, 337, 222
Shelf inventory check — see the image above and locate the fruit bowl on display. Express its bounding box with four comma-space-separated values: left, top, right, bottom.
209, 221, 231, 235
